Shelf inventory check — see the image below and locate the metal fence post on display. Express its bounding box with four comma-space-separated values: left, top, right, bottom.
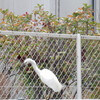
76, 34, 82, 99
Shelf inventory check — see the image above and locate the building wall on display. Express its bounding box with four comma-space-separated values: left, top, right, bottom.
95, 0, 100, 22
60, 0, 92, 17
0, 0, 92, 16
0, 0, 50, 15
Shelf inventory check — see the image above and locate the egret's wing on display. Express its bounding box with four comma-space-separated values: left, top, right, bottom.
40, 69, 62, 92
41, 69, 57, 79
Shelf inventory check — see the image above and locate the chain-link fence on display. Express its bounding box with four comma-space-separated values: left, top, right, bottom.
81, 36, 100, 99
0, 31, 100, 99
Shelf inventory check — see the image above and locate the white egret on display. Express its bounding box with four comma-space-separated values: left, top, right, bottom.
23, 58, 64, 92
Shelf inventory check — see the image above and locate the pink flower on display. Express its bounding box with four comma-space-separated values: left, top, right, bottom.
26, 12, 28, 15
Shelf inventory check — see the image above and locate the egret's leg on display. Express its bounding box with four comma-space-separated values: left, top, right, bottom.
43, 85, 46, 98
45, 88, 51, 99
47, 88, 52, 99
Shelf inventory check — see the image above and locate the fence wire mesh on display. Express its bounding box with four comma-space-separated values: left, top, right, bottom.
0, 33, 77, 99
81, 39, 100, 99
0, 32, 100, 99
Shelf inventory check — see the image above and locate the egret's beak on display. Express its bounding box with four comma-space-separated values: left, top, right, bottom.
20, 63, 26, 71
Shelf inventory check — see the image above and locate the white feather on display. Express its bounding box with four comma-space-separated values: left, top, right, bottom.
24, 58, 63, 92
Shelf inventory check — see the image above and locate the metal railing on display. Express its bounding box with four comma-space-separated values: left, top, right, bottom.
0, 31, 100, 99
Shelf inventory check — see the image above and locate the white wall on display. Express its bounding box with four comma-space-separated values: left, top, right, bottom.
14, 0, 50, 15
0, 0, 50, 15
95, 0, 100, 22
0, 0, 92, 16
50, 0, 56, 15
0, 0, 14, 21
60, 0, 92, 17
0, 0, 14, 12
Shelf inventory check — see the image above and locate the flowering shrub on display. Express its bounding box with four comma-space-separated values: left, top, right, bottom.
0, 3, 99, 35
0, 9, 32, 31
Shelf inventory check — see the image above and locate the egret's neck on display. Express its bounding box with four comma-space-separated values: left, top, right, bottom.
31, 61, 41, 77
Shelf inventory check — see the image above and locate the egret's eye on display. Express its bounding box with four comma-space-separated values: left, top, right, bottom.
24, 62, 28, 65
